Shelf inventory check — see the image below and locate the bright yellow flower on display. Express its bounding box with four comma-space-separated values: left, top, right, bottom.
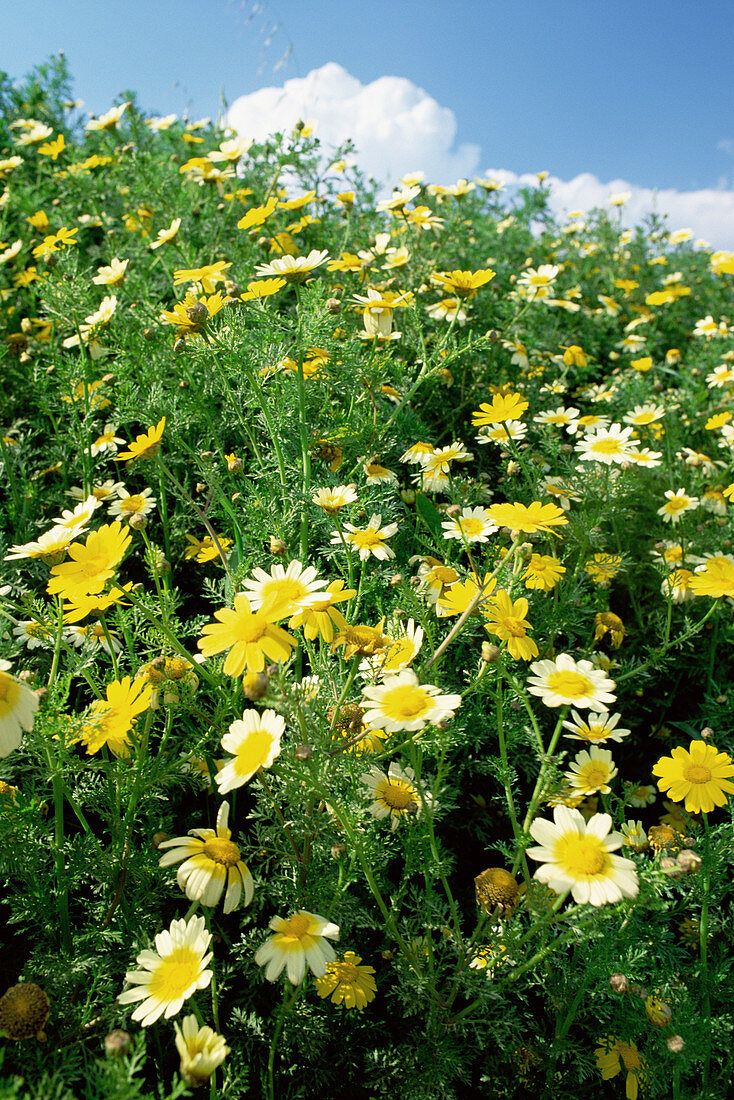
314, 952, 377, 1010
47, 523, 131, 599
689, 556, 734, 598
472, 392, 529, 425
197, 594, 295, 676
523, 554, 565, 590
486, 500, 568, 534
483, 589, 538, 660
653, 740, 734, 813
79, 676, 153, 756
115, 417, 166, 463
430, 268, 496, 299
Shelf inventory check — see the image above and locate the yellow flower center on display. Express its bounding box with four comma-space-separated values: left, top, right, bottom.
232, 614, 267, 643
502, 616, 527, 638
331, 961, 359, 984
580, 723, 608, 742
148, 947, 202, 1001
383, 684, 431, 720
202, 837, 241, 866
121, 495, 146, 514
665, 497, 689, 513
590, 438, 624, 455
278, 912, 311, 939
233, 728, 274, 776
349, 529, 383, 548
556, 834, 609, 877
457, 517, 485, 537
683, 763, 712, 784
580, 764, 608, 787
377, 778, 417, 811
0, 672, 21, 715
546, 671, 594, 698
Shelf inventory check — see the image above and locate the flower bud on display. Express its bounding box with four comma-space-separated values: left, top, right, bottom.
128, 513, 147, 531
105, 1029, 132, 1057
676, 849, 702, 874
481, 641, 500, 663
186, 302, 209, 325
667, 1035, 685, 1054
294, 744, 312, 762
269, 537, 287, 556
325, 297, 341, 314
151, 831, 170, 849
242, 670, 269, 701
609, 973, 628, 994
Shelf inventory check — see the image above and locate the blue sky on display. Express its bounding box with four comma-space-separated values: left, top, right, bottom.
4, 0, 734, 242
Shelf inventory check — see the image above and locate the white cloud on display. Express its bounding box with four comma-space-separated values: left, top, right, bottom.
487, 169, 734, 251
225, 63, 734, 251
225, 62, 480, 185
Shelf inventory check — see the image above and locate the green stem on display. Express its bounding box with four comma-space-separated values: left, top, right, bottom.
46, 749, 72, 953
47, 595, 65, 691
700, 812, 712, 1091
267, 980, 305, 1100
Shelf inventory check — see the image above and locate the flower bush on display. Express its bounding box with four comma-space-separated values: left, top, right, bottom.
1, 55, 734, 1100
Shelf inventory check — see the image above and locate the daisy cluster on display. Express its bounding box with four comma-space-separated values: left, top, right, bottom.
1, 67, 733, 1099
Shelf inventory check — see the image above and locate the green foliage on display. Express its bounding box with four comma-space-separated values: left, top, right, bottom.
1, 56, 734, 1100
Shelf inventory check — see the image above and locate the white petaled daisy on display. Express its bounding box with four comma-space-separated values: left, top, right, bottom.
363, 460, 398, 485
362, 762, 420, 830
158, 802, 254, 913
254, 911, 339, 984
565, 413, 610, 437
411, 462, 450, 492
174, 1015, 229, 1088
359, 618, 424, 679
527, 654, 616, 711
441, 506, 497, 544
657, 489, 699, 524
66, 479, 125, 503
565, 747, 618, 795
117, 915, 213, 1026
574, 424, 639, 465
418, 442, 473, 475
628, 784, 656, 808
400, 441, 436, 465
620, 821, 648, 851
0, 659, 40, 757
332, 514, 398, 561
707, 364, 734, 388
13, 620, 54, 650
312, 485, 358, 514
66, 622, 123, 655
527, 807, 638, 906
562, 710, 631, 744
51, 495, 101, 535
631, 448, 663, 467
516, 264, 559, 300
361, 668, 461, 733
216, 708, 285, 794
90, 424, 126, 455
254, 249, 330, 281
108, 487, 157, 522
533, 406, 580, 430
476, 420, 528, 445
623, 404, 665, 427
241, 560, 328, 618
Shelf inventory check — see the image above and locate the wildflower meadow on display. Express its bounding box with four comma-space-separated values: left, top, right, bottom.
2, 56, 734, 1100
